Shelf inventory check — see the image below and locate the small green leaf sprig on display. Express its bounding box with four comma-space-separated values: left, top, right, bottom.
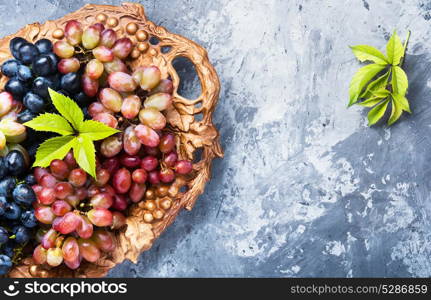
348, 31, 411, 126
24, 89, 119, 178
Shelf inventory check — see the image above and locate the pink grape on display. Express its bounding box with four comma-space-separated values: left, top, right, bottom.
90, 192, 113, 209
87, 208, 113, 227
40, 173, 57, 188
175, 160, 193, 174
111, 211, 127, 230
53, 41, 75, 58
50, 159, 69, 180
108, 72, 137, 92
82, 74, 99, 97
100, 29, 117, 48
148, 171, 160, 185
92, 230, 115, 252
113, 168, 132, 194
47, 248, 63, 267
99, 88, 122, 112
159, 133, 176, 153
140, 156, 158, 171
132, 168, 147, 184
88, 102, 113, 117
37, 188, 56, 205
52, 200, 72, 216
103, 57, 128, 74
150, 79, 174, 95
159, 168, 175, 183
163, 152, 178, 167
132, 66, 161, 90
41, 228, 58, 249
138, 107, 166, 130
62, 237, 79, 262
68, 168, 87, 187
112, 194, 128, 211
33, 244, 47, 265
65, 20, 83, 45
85, 59, 104, 80
54, 182, 73, 199
123, 126, 141, 155
119, 154, 141, 168
112, 37, 133, 59
100, 135, 122, 157
134, 124, 160, 147
144, 93, 173, 111
93, 46, 114, 62
76, 215, 93, 239
56, 212, 80, 234
121, 95, 141, 119
58, 58, 80, 74
93, 112, 118, 128
78, 239, 101, 263
129, 183, 146, 203
82, 25, 101, 49
64, 256, 81, 270
0, 92, 13, 117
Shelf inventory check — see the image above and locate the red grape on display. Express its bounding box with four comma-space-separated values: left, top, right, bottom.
103, 57, 128, 74
123, 126, 141, 155
40, 173, 57, 188
33, 244, 47, 264
112, 194, 128, 211
87, 185, 101, 198
132, 66, 161, 90
87, 208, 113, 227
41, 228, 58, 249
119, 154, 141, 168
88, 102, 113, 117
65, 194, 80, 207
175, 160, 193, 174
134, 124, 160, 147
111, 211, 127, 230
144, 146, 161, 157
138, 107, 166, 130
113, 168, 132, 194
90, 192, 113, 209
159, 133, 175, 153
102, 157, 120, 173
159, 168, 175, 183
50, 159, 70, 180
150, 79, 174, 95
100, 135, 122, 157
99, 88, 122, 112
0, 92, 12, 117
95, 168, 110, 186
148, 171, 160, 185
56, 212, 80, 234
92, 230, 115, 252
144, 93, 172, 111
163, 152, 178, 167
121, 95, 141, 119
65, 20, 83, 46
54, 182, 73, 199
75, 187, 88, 201
100, 29, 117, 48
37, 187, 56, 205
92, 23, 105, 32
85, 59, 104, 80
76, 215, 94, 239
78, 238, 101, 263
93, 46, 114, 62
53, 41, 75, 58
112, 38, 133, 59
93, 112, 118, 128
68, 168, 87, 187
140, 156, 158, 171
82, 73, 99, 97
62, 237, 79, 262
58, 58, 80, 74
64, 151, 78, 169
52, 200, 72, 216
129, 182, 146, 203
99, 184, 116, 197
64, 256, 81, 270
108, 72, 137, 92
132, 168, 147, 184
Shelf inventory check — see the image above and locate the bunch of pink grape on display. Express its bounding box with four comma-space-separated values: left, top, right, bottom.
31, 152, 122, 269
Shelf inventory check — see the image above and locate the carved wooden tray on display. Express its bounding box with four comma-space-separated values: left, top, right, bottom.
1, 2, 222, 277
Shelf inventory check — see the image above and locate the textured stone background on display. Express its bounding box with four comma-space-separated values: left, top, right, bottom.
2, 0, 431, 277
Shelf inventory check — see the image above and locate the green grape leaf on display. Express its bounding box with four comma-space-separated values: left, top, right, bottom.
48, 88, 84, 130
386, 31, 404, 65
350, 45, 389, 65
73, 135, 96, 178
79, 120, 120, 141
392, 93, 411, 113
371, 88, 391, 98
23, 113, 74, 136
349, 64, 386, 106
391, 66, 408, 96
33, 136, 77, 167
367, 98, 389, 126
358, 97, 385, 107
360, 71, 390, 98
388, 99, 403, 126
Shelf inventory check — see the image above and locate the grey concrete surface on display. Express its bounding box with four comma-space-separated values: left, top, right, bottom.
1, 0, 431, 277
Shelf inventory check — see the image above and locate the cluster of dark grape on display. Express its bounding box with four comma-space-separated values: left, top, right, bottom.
0, 150, 38, 275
